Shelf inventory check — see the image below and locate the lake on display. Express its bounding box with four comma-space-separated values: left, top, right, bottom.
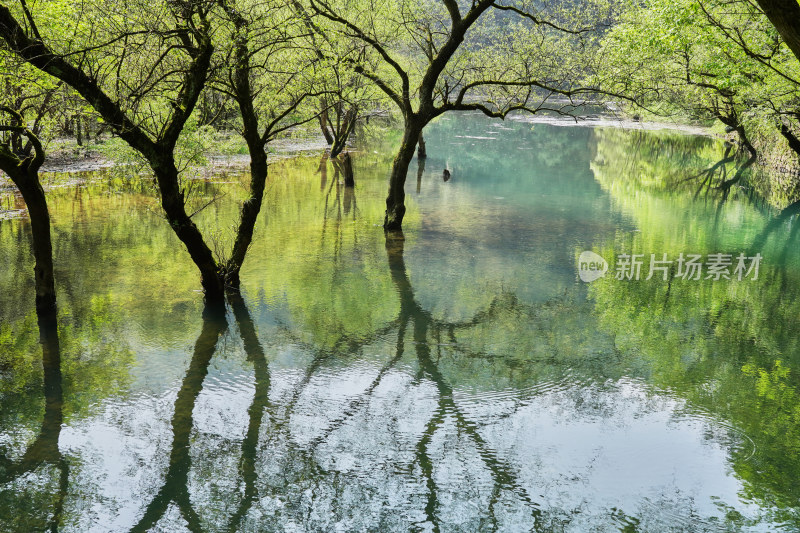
1, 113, 799, 532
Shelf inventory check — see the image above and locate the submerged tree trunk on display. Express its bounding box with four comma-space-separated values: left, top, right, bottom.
151, 159, 225, 303
341, 152, 354, 187
16, 177, 57, 313
384, 122, 422, 231
0, 156, 56, 313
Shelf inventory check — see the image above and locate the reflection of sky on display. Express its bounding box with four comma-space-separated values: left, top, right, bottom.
472, 379, 760, 531
54, 354, 773, 532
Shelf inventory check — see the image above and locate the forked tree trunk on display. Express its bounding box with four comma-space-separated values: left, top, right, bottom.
384, 122, 422, 231
223, 15, 272, 292
329, 106, 358, 159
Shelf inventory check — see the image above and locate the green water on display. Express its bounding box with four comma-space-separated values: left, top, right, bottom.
2, 113, 800, 531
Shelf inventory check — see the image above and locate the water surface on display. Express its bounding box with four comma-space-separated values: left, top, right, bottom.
2, 114, 800, 532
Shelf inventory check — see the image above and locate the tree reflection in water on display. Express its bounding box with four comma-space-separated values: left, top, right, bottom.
0, 309, 67, 532
119, 232, 549, 531
130, 305, 228, 533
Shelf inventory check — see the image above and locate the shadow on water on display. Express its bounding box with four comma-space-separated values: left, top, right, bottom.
678, 144, 757, 205
748, 199, 800, 257
225, 292, 273, 532
322, 159, 359, 231
0, 309, 67, 532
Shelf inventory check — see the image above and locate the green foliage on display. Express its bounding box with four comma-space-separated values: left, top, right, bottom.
599, 0, 800, 159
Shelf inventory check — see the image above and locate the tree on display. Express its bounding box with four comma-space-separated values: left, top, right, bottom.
0, 0, 233, 301
0, 0, 330, 302
0, 0, 231, 301
307, 0, 614, 230
0, 52, 60, 313
214, 0, 323, 287
313, 53, 379, 159
599, 0, 800, 161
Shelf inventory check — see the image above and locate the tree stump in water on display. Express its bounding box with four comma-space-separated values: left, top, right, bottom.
341, 152, 355, 187
417, 134, 427, 159
442, 169, 451, 182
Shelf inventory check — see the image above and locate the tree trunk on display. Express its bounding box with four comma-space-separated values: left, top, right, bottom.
75, 115, 83, 147
416, 156, 426, 193
341, 152, 355, 187
319, 98, 334, 145
151, 160, 225, 303
223, 17, 272, 292
417, 132, 427, 159
330, 134, 346, 158
756, 0, 800, 63
13, 173, 57, 313
384, 123, 422, 231
224, 147, 268, 289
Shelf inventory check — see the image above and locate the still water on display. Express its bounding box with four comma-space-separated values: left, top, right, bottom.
2, 114, 800, 531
